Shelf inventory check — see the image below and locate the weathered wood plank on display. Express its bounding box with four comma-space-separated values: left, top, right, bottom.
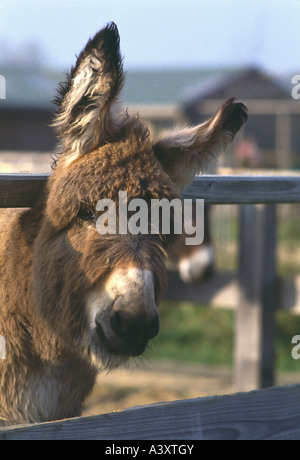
0, 174, 300, 207
234, 204, 277, 391
0, 174, 48, 208
1, 384, 300, 440
279, 276, 300, 315
183, 176, 300, 204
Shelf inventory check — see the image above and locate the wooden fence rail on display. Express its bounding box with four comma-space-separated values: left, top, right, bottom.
1, 173, 300, 207
1, 384, 300, 440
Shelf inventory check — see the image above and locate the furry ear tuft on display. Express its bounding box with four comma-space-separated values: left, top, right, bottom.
153, 98, 248, 190
52, 22, 124, 161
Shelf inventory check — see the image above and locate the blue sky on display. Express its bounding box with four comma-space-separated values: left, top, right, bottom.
0, 0, 299, 74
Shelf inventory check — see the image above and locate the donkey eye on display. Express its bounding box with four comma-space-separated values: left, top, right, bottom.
78, 205, 95, 221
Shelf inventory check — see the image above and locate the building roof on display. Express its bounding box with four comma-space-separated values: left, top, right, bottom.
184, 67, 289, 107
121, 67, 235, 105
0, 65, 61, 109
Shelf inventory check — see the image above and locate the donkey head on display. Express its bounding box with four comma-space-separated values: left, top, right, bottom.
33, 23, 247, 368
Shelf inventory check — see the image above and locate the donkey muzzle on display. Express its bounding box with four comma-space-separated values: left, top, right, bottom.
109, 295, 159, 355
90, 267, 159, 357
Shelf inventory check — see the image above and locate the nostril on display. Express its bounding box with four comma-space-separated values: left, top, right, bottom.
110, 301, 159, 343
110, 308, 139, 338
110, 310, 122, 334
110, 309, 127, 336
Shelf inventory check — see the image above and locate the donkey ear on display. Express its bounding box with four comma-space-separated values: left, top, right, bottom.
52, 22, 124, 161
153, 98, 247, 191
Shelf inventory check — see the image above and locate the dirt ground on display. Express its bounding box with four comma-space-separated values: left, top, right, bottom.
82, 360, 300, 417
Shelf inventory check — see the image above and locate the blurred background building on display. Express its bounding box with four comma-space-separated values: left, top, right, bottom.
0, 64, 299, 170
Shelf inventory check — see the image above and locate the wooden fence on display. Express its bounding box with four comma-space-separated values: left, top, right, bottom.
0, 173, 300, 440
1, 384, 300, 440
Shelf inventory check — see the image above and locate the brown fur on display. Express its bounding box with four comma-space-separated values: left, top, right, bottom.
0, 23, 247, 425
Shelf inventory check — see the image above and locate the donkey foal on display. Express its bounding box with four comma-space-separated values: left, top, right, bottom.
0, 23, 247, 424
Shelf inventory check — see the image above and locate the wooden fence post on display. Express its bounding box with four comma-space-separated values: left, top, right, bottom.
234, 204, 277, 391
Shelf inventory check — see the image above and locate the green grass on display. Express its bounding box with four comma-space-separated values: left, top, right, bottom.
275, 311, 300, 372
276, 211, 300, 276
150, 301, 300, 374
277, 213, 300, 249
151, 301, 234, 366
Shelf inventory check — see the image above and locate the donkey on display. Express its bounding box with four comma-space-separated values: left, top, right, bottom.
0, 23, 247, 425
